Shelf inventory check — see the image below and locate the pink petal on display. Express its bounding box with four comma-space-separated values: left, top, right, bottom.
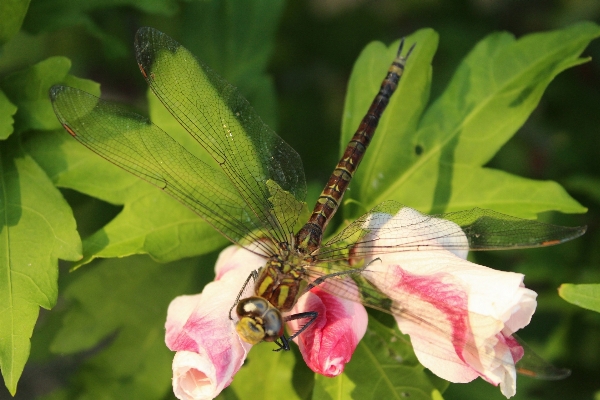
360, 207, 537, 398
288, 279, 368, 377
166, 245, 264, 399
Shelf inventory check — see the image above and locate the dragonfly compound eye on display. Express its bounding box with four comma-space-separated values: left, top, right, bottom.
235, 297, 284, 344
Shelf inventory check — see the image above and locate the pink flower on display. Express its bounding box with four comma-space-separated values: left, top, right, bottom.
359, 207, 536, 398
287, 278, 368, 376
166, 206, 536, 399
165, 246, 263, 400
165, 244, 368, 399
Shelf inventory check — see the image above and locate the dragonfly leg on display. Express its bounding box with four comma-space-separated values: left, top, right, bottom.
229, 269, 260, 320
273, 311, 319, 352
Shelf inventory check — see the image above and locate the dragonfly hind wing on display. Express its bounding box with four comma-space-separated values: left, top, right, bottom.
303, 264, 569, 381
317, 201, 585, 261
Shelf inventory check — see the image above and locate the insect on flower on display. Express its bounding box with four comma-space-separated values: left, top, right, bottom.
50, 27, 586, 399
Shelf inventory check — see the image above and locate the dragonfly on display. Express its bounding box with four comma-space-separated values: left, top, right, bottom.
50, 27, 585, 381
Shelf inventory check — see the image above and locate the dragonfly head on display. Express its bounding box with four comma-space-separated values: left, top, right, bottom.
235, 296, 284, 345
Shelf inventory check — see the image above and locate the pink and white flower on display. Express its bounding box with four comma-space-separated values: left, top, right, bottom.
165, 207, 537, 399
165, 246, 262, 400
165, 244, 366, 399
358, 206, 536, 398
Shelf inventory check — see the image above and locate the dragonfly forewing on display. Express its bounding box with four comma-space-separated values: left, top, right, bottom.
134, 27, 306, 246
50, 85, 276, 255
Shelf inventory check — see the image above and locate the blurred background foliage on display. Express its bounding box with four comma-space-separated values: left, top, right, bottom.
1, 0, 599, 399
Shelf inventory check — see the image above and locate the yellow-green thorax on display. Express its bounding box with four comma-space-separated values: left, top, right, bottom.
254, 253, 308, 312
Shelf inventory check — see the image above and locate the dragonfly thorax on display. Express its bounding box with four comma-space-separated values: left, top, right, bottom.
254, 255, 308, 312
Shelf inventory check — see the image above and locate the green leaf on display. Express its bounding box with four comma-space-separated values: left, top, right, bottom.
0, 57, 99, 134
25, 130, 227, 266
0, 134, 81, 395
342, 23, 599, 219
0, 89, 17, 139
0, 0, 30, 45
47, 255, 210, 399
559, 283, 600, 313
315, 317, 443, 400
227, 344, 307, 400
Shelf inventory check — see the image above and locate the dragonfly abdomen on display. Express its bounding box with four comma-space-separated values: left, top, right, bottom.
295, 40, 413, 255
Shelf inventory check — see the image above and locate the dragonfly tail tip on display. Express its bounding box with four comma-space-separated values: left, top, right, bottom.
396, 38, 405, 57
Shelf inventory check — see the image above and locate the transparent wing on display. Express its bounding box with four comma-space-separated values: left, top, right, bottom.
134, 27, 306, 245
317, 201, 586, 262
50, 85, 277, 256
303, 265, 571, 380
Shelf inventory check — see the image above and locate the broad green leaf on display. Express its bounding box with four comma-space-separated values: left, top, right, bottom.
0, 134, 81, 395
0, 89, 17, 139
342, 23, 598, 219
25, 130, 227, 266
227, 344, 306, 400
316, 317, 443, 400
47, 255, 210, 399
313, 373, 356, 400
0, 57, 99, 134
0, 0, 30, 45
559, 283, 600, 313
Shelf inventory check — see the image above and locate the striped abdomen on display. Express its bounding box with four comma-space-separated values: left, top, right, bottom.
295, 40, 414, 255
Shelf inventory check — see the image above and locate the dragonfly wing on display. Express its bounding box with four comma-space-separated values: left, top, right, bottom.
318, 201, 586, 261
303, 264, 569, 380
134, 27, 306, 245
50, 85, 276, 255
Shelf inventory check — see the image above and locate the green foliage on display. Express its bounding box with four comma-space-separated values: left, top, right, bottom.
42, 255, 211, 400
0, 57, 99, 135
0, 0, 30, 45
226, 344, 309, 400
0, 90, 17, 139
0, 56, 97, 395
559, 283, 600, 313
342, 23, 597, 219
313, 317, 446, 400
0, 0, 599, 399
0, 135, 80, 395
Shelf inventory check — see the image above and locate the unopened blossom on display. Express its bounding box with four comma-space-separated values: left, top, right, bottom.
287, 277, 368, 376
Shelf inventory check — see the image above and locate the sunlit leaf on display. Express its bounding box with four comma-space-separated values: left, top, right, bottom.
226, 344, 307, 400
0, 134, 80, 395
0, 57, 99, 134
342, 23, 599, 219
559, 283, 600, 313
25, 129, 227, 266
